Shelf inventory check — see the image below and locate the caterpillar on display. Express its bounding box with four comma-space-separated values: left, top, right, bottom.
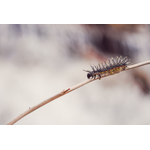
84, 56, 131, 79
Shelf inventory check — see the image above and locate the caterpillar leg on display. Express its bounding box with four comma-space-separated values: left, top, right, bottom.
93, 75, 96, 79
98, 74, 101, 80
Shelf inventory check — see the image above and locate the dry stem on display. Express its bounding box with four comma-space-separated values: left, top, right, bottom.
7, 60, 150, 125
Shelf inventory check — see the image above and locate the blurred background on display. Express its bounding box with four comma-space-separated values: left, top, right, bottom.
0, 24, 150, 125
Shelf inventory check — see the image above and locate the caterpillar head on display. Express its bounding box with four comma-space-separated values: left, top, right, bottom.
83, 70, 93, 79
87, 72, 93, 79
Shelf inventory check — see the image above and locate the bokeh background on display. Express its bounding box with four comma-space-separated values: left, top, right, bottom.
0, 24, 150, 125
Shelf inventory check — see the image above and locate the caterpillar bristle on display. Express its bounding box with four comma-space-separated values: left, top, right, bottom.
83, 69, 90, 73
118, 56, 122, 64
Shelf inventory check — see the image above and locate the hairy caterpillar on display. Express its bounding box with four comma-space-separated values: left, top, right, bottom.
84, 56, 131, 79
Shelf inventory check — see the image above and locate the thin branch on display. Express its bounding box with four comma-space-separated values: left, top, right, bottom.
7, 60, 150, 125
126, 60, 150, 70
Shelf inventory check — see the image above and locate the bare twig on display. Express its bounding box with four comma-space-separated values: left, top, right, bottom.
7, 60, 150, 125
126, 60, 150, 70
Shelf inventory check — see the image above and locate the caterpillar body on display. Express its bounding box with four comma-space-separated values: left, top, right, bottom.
84, 56, 131, 79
